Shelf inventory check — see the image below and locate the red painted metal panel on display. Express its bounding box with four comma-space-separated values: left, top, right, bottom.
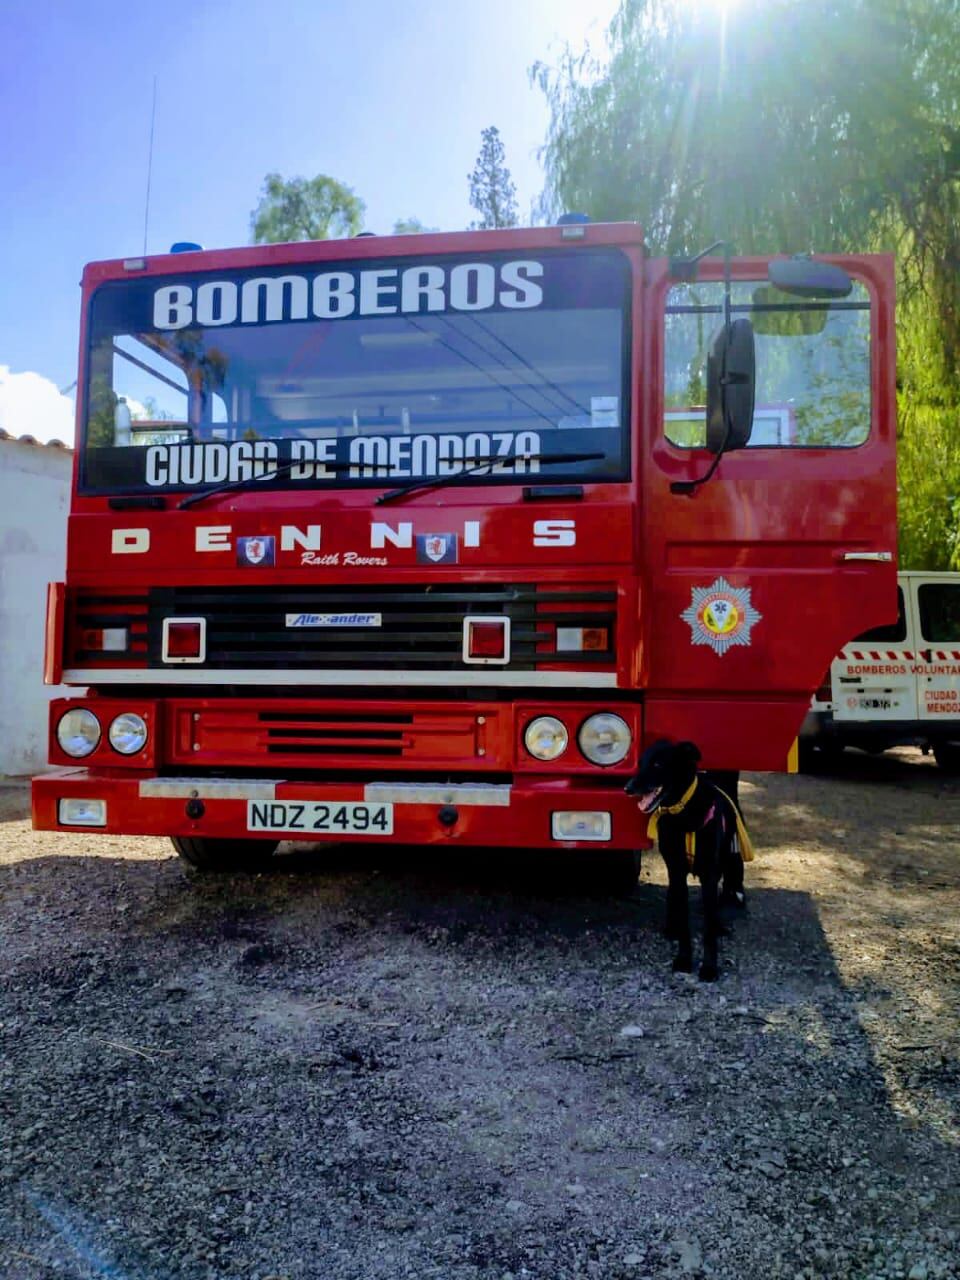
65, 500, 634, 577
639, 253, 897, 769
643, 697, 805, 772
80, 223, 646, 291
32, 768, 650, 851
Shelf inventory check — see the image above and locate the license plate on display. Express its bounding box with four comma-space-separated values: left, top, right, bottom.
247, 799, 393, 836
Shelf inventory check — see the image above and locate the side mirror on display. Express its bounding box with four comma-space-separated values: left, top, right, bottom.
706, 318, 755, 454
768, 258, 852, 298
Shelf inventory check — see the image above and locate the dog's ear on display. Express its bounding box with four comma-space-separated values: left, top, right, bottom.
676, 741, 702, 769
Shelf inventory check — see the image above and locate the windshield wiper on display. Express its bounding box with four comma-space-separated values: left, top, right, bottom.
178, 458, 356, 510
375, 452, 605, 505
178, 449, 607, 510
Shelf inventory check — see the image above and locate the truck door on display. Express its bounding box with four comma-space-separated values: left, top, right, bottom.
912, 575, 960, 724
642, 255, 897, 770
831, 584, 918, 724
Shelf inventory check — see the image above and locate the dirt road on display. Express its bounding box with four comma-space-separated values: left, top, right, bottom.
1, 751, 958, 1280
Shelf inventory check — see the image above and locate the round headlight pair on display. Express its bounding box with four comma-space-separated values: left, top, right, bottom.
578, 712, 631, 766
524, 712, 631, 766
109, 713, 149, 755
524, 716, 568, 762
56, 710, 148, 758
57, 709, 101, 758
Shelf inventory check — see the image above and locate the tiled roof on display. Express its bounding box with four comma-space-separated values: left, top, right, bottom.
0, 429, 72, 451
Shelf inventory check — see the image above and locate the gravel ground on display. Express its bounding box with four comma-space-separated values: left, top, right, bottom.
1, 749, 958, 1280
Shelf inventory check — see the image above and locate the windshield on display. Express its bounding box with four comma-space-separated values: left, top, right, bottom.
81, 249, 631, 495
664, 279, 871, 447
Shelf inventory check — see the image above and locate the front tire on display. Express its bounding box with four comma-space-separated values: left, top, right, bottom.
171, 836, 279, 872
588, 849, 642, 897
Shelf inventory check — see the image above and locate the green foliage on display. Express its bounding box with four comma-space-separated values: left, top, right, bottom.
896, 284, 960, 570
251, 173, 365, 244
535, 0, 960, 568
86, 374, 116, 449
134, 396, 176, 422
468, 127, 518, 230
535, 0, 926, 256
392, 217, 439, 235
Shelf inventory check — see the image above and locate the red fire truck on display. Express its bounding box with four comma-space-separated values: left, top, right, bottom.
32, 222, 897, 878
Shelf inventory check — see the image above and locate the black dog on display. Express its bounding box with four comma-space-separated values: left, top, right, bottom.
625, 740, 750, 981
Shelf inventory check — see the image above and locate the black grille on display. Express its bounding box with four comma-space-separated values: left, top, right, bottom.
147, 582, 615, 671
72, 591, 148, 663
260, 710, 412, 755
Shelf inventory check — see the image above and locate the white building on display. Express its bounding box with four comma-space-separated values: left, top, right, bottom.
0, 432, 73, 777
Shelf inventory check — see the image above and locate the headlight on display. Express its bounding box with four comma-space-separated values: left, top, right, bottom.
524, 715, 569, 762
108, 712, 148, 755
56, 709, 101, 758
578, 713, 631, 766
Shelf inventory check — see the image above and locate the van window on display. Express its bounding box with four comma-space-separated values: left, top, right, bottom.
918, 583, 960, 643
854, 587, 906, 643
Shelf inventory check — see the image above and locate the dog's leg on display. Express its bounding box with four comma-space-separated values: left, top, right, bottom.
699, 868, 721, 982
720, 846, 746, 909
720, 807, 747, 909
662, 839, 693, 973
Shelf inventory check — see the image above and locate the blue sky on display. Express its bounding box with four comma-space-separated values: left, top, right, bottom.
0, 0, 617, 441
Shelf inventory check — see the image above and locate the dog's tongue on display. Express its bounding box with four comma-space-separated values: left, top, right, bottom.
633, 788, 662, 813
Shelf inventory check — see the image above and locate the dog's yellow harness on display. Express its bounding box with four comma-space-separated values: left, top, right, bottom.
647, 778, 755, 868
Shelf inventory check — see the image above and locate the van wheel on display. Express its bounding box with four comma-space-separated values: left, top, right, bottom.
171, 836, 279, 872
933, 742, 960, 773
798, 741, 843, 772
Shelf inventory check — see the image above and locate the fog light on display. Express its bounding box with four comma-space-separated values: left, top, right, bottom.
524, 715, 568, 761
58, 798, 107, 827
551, 811, 612, 841
162, 617, 206, 663
56, 708, 101, 758
108, 712, 148, 755
578, 713, 631, 766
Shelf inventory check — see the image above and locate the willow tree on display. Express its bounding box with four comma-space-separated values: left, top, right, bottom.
535, 0, 960, 567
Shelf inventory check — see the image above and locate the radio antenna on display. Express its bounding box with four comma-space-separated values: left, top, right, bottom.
142, 77, 158, 256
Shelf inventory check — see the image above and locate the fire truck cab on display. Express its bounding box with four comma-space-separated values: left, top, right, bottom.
32, 223, 898, 874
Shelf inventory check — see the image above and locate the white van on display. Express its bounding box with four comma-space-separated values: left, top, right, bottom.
801, 571, 960, 769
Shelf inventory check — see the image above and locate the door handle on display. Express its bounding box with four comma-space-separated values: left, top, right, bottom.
840, 551, 893, 562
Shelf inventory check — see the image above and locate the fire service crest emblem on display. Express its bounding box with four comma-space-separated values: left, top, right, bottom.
416, 533, 458, 565
237, 536, 276, 567
681, 576, 761, 657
